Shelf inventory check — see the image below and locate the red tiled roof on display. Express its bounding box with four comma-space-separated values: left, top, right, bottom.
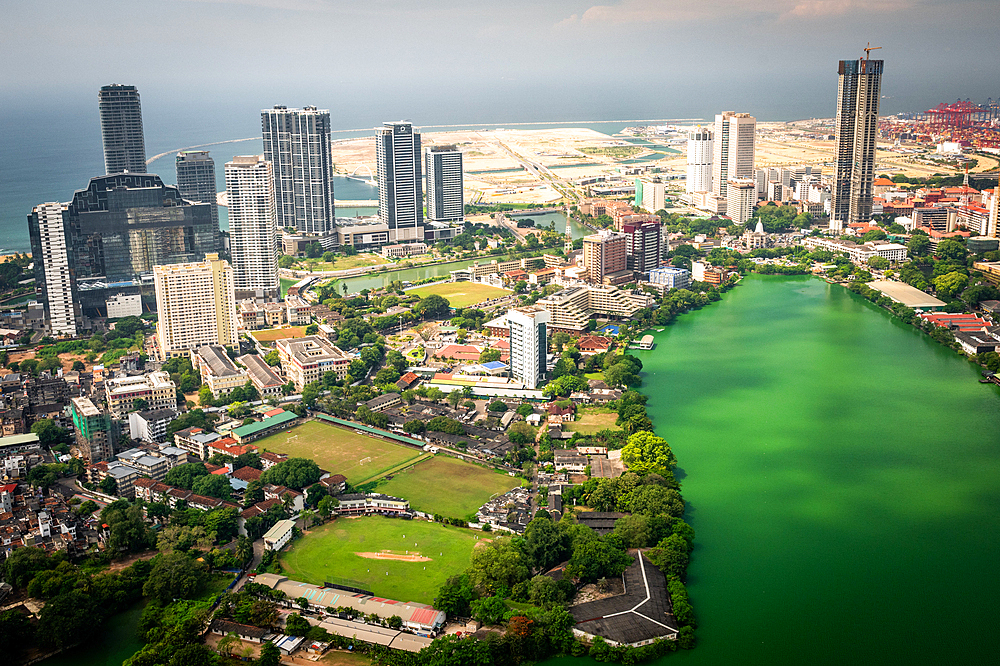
231, 466, 262, 482
264, 408, 285, 417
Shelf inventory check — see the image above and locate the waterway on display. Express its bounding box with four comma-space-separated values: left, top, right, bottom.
549, 274, 1000, 666
39, 602, 145, 666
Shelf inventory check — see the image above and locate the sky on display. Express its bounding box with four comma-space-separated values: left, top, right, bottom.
2, 0, 999, 127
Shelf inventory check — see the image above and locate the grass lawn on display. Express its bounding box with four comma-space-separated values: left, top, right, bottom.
564, 407, 620, 435
408, 282, 510, 309
374, 455, 521, 520
584, 372, 605, 381
293, 253, 389, 272
250, 326, 308, 343
256, 420, 424, 485
322, 652, 372, 666
279, 276, 297, 297
279, 516, 481, 605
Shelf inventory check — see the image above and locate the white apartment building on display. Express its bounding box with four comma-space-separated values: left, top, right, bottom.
276, 335, 352, 391
637, 179, 666, 214
535, 284, 651, 334
803, 237, 908, 265
106, 293, 142, 318
226, 155, 279, 299
648, 267, 691, 291
425, 145, 464, 224
154, 253, 238, 358
713, 112, 756, 206
686, 128, 713, 194
507, 307, 549, 390
105, 372, 177, 419
29, 203, 77, 336
727, 179, 757, 225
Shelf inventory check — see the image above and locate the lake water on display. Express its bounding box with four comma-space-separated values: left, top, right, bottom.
549, 274, 1000, 665
39, 603, 145, 666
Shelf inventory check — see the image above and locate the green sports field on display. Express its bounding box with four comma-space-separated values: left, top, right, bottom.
256, 420, 424, 485
375, 455, 522, 519
408, 281, 510, 309
279, 516, 481, 605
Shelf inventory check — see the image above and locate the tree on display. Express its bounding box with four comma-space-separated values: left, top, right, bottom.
605, 361, 640, 389
434, 574, 477, 618
933, 271, 969, 301
31, 419, 72, 449
516, 403, 534, 417
528, 574, 565, 608
647, 534, 691, 580
565, 539, 632, 583
264, 350, 281, 366
284, 612, 312, 636
487, 399, 508, 412
99, 476, 118, 495
317, 495, 339, 518
36, 590, 99, 649
102, 501, 154, 553
620, 431, 676, 475
867, 256, 889, 270
191, 474, 233, 500
143, 552, 207, 603
467, 538, 530, 594
523, 515, 567, 572
907, 234, 930, 257
470, 594, 508, 625
418, 633, 494, 666
258, 642, 281, 666
166, 462, 210, 489
259, 457, 322, 489
447, 390, 463, 408
936, 238, 967, 262
614, 513, 653, 547
415, 294, 451, 319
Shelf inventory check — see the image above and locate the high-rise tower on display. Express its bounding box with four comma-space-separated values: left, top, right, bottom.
424, 145, 464, 225
99, 84, 147, 175
712, 112, 756, 203
831, 53, 884, 227
686, 127, 713, 194
226, 155, 279, 300
261, 106, 335, 235
376, 122, 423, 243
27, 203, 77, 336
175, 151, 219, 228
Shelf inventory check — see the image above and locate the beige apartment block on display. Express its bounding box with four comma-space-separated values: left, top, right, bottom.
105, 372, 177, 418
276, 335, 352, 391
155, 253, 238, 358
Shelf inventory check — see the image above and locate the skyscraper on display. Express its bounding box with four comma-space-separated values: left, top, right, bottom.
622, 220, 662, 276
261, 106, 335, 235
583, 230, 628, 283
226, 155, 279, 300
154, 253, 238, 359
27, 203, 77, 336
831, 56, 884, 226
28, 173, 217, 320
712, 112, 756, 203
175, 151, 219, 228
686, 127, 713, 193
508, 307, 549, 390
726, 179, 757, 225
376, 121, 423, 243
424, 145, 464, 225
99, 84, 147, 175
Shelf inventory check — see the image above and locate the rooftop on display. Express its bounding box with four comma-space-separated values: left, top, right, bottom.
231, 411, 297, 439
867, 281, 946, 309
194, 345, 244, 378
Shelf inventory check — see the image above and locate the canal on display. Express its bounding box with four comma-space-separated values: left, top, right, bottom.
549, 274, 1000, 665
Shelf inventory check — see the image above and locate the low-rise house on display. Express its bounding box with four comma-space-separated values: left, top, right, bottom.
262, 518, 296, 550
209, 619, 268, 643
237, 354, 285, 397
319, 474, 347, 494
173, 427, 222, 460
263, 484, 304, 513
193, 345, 250, 397
115, 448, 171, 481
365, 393, 402, 412
230, 410, 298, 444
260, 451, 289, 469
334, 492, 410, 517
105, 372, 176, 419
553, 449, 587, 473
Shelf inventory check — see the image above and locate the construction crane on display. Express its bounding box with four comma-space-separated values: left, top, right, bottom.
864, 43, 882, 60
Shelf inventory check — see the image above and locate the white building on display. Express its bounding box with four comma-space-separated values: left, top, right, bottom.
28, 203, 77, 336
507, 307, 549, 390
262, 519, 295, 551
425, 145, 464, 225
106, 293, 142, 318
648, 267, 691, 291
726, 179, 757, 225
377, 121, 423, 243
226, 155, 279, 300
637, 179, 666, 214
712, 112, 757, 206
685, 127, 713, 194
802, 237, 908, 265
154, 253, 238, 358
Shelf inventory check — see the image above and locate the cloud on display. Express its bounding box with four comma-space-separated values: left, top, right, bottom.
558, 0, 918, 27
176, 0, 333, 10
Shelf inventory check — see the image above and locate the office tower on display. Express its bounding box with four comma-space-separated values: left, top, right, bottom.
831, 56, 884, 226
507, 307, 549, 390
686, 127, 713, 193
712, 112, 757, 202
425, 145, 464, 224
154, 253, 238, 358
261, 105, 335, 235
726, 179, 757, 225
636, 178, 666, 213
582, 230, 628, 283
622, 220, 662, 275
99, 84, 147, 175
377, 121, 423, 242
987, 185, 999, 238
175, 151, 219, 228
225, 155, 279, 300
27, 203, 77, 336
31, 173, 216, 319
71, 396, 116, 462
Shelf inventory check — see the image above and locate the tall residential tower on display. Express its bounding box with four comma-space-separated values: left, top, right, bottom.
376, 121, 423, 243
154, 253, 238, 359
712, 112, 756, 204
27, 203, 77, 336
99, 84, 147, 175
261, 106, 335, 235
508, 307, 549, 390
175, 151, 219, 228
831, 55, 884, 227
225, 155, 279, 300
425, 145, 464, 225
686, 127, 713, 194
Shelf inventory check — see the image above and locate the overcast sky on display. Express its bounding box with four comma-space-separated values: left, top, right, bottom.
3, 0, 998, 126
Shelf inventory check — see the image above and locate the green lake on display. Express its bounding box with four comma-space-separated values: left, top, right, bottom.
39, 603, 145, 666
550, 274, 1000, 665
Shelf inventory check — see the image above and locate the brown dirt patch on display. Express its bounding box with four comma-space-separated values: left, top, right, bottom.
354, 550, 432, 562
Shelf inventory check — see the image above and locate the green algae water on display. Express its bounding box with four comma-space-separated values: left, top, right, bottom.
551, 274, 1000, 666
38, 602, 144, 666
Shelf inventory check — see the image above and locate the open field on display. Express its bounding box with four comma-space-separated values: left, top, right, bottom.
408, 282, 510, 309
279, 277, 297, 296
293, 253, 390, 272
374, 455, 521, 519
256, 420, 423, 485
250, 326, 308, 343
279, 516, 481, 605
564, 408, 620, 435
